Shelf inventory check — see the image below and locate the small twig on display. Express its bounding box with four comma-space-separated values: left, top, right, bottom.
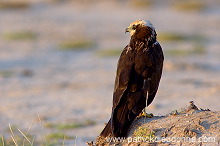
22, 120, 35, 146
26, 120, 35, 135
10, 135, 18, 146
75, 134, 77, 146
37, 113, 47, 144
1, 135, 4, 146
9, 124, 18, 146
31, 137, 35, 146
18, 129, 32, 144
62, 135, 66, 146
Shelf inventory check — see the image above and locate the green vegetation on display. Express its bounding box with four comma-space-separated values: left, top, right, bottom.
1, 134, 34, 146
45, 119, 96, 130
159, 32, 206, 57
164, 43, 205, 57
165, 48, 205, 57
47, 0, 66, 4
6, 124, 17, 133
0, 70, 15, 78
192, 43, 206, 55
158, 32, 204, 42
0, 136, 5, 146
0, 1, 30, 9
96, 48, 121, 57
158, 32, 189, 41
46, 133, 75, 140
129, 0, 152, 9
43, 133, 75, 146
59, 39, 96, 50
2, 119, 80, 146
133, 127, 155, 140
173, 1, 206, 12
3, 31, 37, 41
165, 49, 189, 56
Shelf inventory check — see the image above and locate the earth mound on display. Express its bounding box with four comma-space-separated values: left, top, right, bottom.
88, 102, 220, 146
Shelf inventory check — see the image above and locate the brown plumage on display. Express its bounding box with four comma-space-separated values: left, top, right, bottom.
100, 20, 164, 138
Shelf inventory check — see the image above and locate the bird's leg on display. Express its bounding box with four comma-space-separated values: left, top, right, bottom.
137, 79, 154, 118
139, 108, 147, 117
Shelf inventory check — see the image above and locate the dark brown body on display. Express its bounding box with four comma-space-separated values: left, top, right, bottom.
100, 22, 164, 138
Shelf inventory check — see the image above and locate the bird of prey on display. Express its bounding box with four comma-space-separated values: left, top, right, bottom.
100, 20, 164, 138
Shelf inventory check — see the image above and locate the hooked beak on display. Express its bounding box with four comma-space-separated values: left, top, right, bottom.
125, 27, 129, 33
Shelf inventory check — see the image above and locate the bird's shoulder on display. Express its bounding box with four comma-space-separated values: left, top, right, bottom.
151, 41, 163, 53
117, 45, 135, 67
142, 41, 164, 62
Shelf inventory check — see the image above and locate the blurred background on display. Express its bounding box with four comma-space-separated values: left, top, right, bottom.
0, 0, 220, 145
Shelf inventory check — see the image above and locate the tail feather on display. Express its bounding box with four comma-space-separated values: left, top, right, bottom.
112, 107, 136, 137
100, 119, 112, 137
100, 94, 146, 138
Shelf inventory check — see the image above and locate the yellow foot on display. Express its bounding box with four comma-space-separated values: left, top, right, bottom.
138, 112, 153, 118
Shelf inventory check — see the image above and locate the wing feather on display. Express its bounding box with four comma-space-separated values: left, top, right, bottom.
113, 45, 134, 108
146, 42, 164, 106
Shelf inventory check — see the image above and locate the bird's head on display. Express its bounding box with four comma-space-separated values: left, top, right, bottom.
125, 19, 156, 41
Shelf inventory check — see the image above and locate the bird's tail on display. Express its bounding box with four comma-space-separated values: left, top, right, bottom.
112, 107, 136, 137
112, 94, 146, 137
100, 119, 112, 137
100, 94, 146, 138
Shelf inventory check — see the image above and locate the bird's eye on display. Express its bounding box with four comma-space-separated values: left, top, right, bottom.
132, 25, 137, 30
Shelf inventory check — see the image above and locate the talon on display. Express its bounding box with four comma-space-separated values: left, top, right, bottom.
137, 112, 153, 118
139, 111, 147, 117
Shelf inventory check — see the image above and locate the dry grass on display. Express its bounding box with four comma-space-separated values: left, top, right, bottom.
1, 136, 4, 146
0, 116, 95, 145
37, 113, 47, 145
1, 114, 78, 146
3, 123, 36, 146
